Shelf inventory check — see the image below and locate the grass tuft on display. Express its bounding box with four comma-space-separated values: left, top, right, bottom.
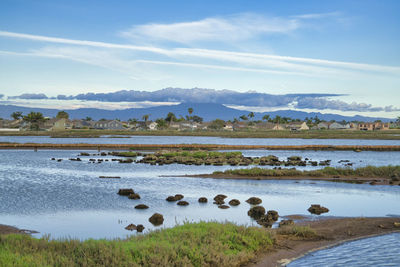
0, 222, 273, 267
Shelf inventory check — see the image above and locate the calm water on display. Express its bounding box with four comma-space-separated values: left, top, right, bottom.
1, 135, 400, 145
0, 149, 399, 240
289, 233, 400, 267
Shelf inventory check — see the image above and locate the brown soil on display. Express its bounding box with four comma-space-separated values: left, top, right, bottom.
0, 224, 38, 235
185, 173, 396, 185
1, 143, 400, 151
249, 217, 400, 267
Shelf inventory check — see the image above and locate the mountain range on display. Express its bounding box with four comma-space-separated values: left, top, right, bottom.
0, 103, 394, 122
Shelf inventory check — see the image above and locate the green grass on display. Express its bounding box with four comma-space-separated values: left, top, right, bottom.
0, 222, 273, 267
215, 165, 400, 179
277, 226, 319, 240
1, 129, 400, 140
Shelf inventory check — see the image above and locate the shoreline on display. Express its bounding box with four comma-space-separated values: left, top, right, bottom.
182, 173, 396, 185
250, 217, 400, 267
0, 224, 38, 235
1, 143, 400, 151
2, 217, 399, 266
1, 129, 400, 140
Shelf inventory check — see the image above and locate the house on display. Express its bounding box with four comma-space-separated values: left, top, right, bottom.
329, 122, 350, 130
0, 120, 20, 131
51, 118, 73, 131
72, 119, 94, 129
147, 121, 158, 130
358, 122, 390, 131
93, 120, 124, 130
223, 122, 233, 131
317, 122, 329, 130
232, 122, 248, 131
286, 122, 309, 131
255, 122, 285, 130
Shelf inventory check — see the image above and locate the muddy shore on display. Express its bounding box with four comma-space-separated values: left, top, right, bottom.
183, 173, 397, 185
249, 217, 400, 267
0, 224, 38, 235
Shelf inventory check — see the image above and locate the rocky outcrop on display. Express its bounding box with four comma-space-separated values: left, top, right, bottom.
228, 199, 240, 206
246, 197, 262, 205
149, 213, 164, 226
136, 224, 145, 232
177, 200, 189, 206
118, 189, 134, 196
308, 204, 329, 215
128, 193, 141, 200
248, 206, 266, 219
125, 224, 136, 231
218, 205, 230, 209
135, 204, 149, 209
198, 197, 208, 203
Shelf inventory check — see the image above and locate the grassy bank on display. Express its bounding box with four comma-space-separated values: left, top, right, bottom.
1, 129, 400, 139
0, 222, 273, 267
213, 166, 400, 180
1, 143, 400, 151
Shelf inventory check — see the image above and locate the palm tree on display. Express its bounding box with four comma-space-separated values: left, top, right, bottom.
248, 112, 255, 121
23, 112, 45, 130
165, 112, 177, 125
240, 115, 248, 121
262, 115, 270, 122
187, 107, 194, 122
11, 111, 23, 120
142, 114, 150, 122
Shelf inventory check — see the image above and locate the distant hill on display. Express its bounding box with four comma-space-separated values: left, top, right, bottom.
0, 103, 394, 122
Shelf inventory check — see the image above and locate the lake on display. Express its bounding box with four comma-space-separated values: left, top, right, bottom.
0, 149, 399, 240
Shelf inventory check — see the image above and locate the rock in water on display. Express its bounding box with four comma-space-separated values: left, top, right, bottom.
149, 213, 164, 226
177, 200, 189, 206
248, 206, 266, 219
308, 204, 329, 215
118, 189, 134, 196
125, 224, 136, 231
228, 199, 240, 206
198, 197, 208, 203
135, 204, 149, 209
246, 197, 262, 205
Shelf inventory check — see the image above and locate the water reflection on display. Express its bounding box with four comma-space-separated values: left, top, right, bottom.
0, 150, 399, 239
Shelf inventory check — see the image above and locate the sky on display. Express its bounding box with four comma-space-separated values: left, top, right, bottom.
0, 0, 399, 117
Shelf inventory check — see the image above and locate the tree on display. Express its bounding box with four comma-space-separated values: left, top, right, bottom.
208, 119, 225, 130
128, 118, 138, 125
11, 111, 23, 120
188, 107, 193, 115
192, 115, 203, 123
142, 114, 150, 122
240, 115, 248, 121
56, 111, 69, 119
165, 112, 177, 125
155, 118, 167, 129
85, 117, 92, 121
248, 112, 255, 121
23, 112, 45, 130
262, 115, 270, 122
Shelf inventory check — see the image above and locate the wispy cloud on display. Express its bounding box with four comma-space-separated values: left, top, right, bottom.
1, 30, 399, 78
120, 13, 300, 44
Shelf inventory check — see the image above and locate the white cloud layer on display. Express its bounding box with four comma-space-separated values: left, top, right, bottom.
120, 13, 300, 44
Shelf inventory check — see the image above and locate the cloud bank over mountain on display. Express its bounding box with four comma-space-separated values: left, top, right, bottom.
7, 87, 399, 113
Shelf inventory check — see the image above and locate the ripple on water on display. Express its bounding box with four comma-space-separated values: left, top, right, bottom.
289, 233, 400, 266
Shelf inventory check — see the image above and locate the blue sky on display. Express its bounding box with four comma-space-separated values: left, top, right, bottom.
0, 0, 399, 117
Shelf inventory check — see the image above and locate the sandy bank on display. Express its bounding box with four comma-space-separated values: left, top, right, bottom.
249, 217, 400, 267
